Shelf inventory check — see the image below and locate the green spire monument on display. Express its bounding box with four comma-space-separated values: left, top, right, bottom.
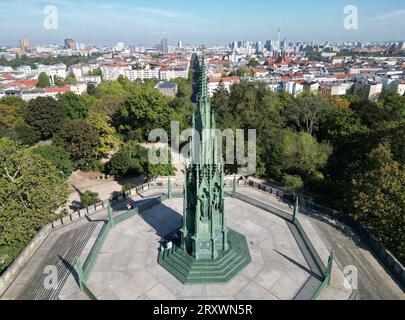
158, 55, 251, 284
180, 55, 228, 260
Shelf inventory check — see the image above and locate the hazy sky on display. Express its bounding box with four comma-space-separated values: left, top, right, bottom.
1, 0, 405, 46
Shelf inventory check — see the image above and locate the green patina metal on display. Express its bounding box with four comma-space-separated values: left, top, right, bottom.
73, 56, 332, 295
232, 174, 236, 198
75, 257, 84, 290
293, 196, 299, 223
168, 176, 172, 199
158, 55, 251, 283
107, 204, 114, 229
312, 250, 334, 300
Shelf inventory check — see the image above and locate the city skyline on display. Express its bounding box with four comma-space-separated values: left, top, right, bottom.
1, 0, 405, 46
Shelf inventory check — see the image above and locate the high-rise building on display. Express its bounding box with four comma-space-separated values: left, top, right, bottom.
161, 38, 169, 54
277, 25, 281, 50
178, 41, 183, 49
64, 38, 76, 50
256, 41, 264, 54
115, 42, 125, 52
280, 38, 288, 50
20, 37, 30, 52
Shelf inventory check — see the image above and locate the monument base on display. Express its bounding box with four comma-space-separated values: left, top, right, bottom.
158, 229, 251, 284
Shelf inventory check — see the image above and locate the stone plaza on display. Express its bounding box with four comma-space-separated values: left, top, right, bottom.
0, 185, 353, 300
71, 197, 319, 299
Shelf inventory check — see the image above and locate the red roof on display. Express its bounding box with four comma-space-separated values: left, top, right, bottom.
335, 74, 355, 79
45, 87, 71, 93
209, 59, 231, 66
10, 79, 38, 89
208, 77, 240, 83
104, 64, 129, 68
0, 73, 15, 80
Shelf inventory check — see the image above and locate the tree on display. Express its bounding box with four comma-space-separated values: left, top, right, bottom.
113, 86, 173, 141
53, 120, 100, 169
86, 111, 120, 158
237, 67, 250, 77
0, 138, 68, 271
87, 83, 96, 96
247, 58, 260, 68
282, 174, 304, 195
32, 145, 74, 178
80, 190, 100, 207
280, 129, 332, 178
94, 95, 124, 117
285, 93, 334, 136
212, 80, 288, 179
328, 95, 350, 109
378, 88, 405, 119
211, 81, 229, 113
350, 100, 398, 128
54, 76, 64, 87
86, 68, 102, 77
63, 72, 77, 85
95, 80, 128, 98
351, 143, 405, 263
57, 92, 90, 120
146, 146, 176, 179
0, 96, 27, 110
37, 72, 51, 88
26, 97, 65, 141
107, 141, 148, 178
122, 183, 136, 193
15, 124, 41, 145
0, 104, 25, 132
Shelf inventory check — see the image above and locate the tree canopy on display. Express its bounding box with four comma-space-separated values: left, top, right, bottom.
0, 138, 68, 272
32, 144, 74, 178
26, 97, 65, 141
37, 72, 51, 88
54, 120, 100, 169
57, 92, 90, 120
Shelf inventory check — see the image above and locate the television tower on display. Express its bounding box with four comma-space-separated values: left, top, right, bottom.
277, 22, 281, 51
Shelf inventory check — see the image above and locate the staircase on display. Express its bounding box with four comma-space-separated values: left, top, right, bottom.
158, 229, 251, 284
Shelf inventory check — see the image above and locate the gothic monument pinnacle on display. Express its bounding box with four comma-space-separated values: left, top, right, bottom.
158, 54, 251, 284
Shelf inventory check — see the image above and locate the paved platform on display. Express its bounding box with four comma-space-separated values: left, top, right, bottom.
2, 186, 373, 300
67, 198, 322, 300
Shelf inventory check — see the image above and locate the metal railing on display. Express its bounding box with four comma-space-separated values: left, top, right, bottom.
69, 177, 334, 300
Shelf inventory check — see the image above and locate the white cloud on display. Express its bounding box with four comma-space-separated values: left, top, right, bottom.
131, 7, 181, 18
365, 9, 405, 23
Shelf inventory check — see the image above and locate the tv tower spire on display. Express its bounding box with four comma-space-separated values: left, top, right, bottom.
277, 20, 281, 51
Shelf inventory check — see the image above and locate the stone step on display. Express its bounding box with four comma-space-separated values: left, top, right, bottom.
158, 229, 251, 284
185, 258, 249, 283
158, 258, 188, 283
159, 250, 247, 282
160, 255, 190, 278
165, 247, 239, 273
188, 251, 239, 272
164, 252, 193, 273
175, 247, 237, 267
188, 255, 247, 278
